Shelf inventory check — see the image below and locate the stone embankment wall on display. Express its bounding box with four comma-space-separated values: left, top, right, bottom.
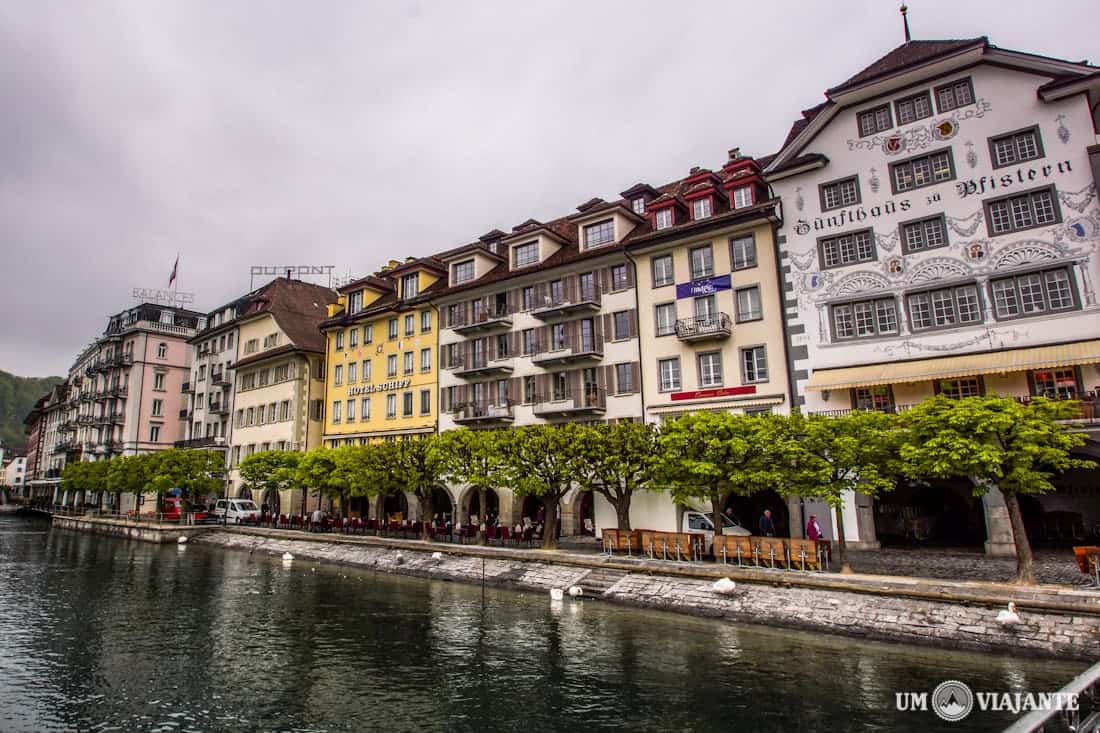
194, 530, 1100, 661
52, 515, 212, 544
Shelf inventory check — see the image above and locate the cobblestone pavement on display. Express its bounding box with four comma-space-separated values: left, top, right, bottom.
558, 536, 1096, 587
846, 547, 1095, 587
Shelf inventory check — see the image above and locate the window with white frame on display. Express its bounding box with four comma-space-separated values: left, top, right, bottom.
990, 127, 1043, 168
361, 397, 371, 420
349, 328, 358, 348
335, 331, 344, 350
279, 400, 290, 420
906, 283, 983, 331
334, 364, 343, 386
150, 425, 160, 442
156, 343, 167, 359
732, 186, 753, 209
362, 360, 371, 381
420, 389, 431, 415
985, 187, 1060, 236
151, 399, 163, 417
386, 394, 396, 418
402, 391, 413, 417
346, 399, 355, 421
611, 264, 629, 291
935, 78, 974, 113
1032, 368, 1078, 399
420, 348, 431, 372
348, 290, 363, 313
730, 234, 757, 270
613, 311, 631, 340
615, 363, 635, 393
741, 346, 768, 383
402, 273, 419, 299
364, 325, 373, 344
512, 242, 539, 268
632, 197, 645, 214
387, 355, 397, 377
692, 198, 712, 220
420, 310, 432, 332
332, 400, 341, 422
938, 377, 983, 399
689, 245, 713, 280
990, 267, 1076, 320
820, 177, 860, 211
854, 385, 894, 411
736, 287, 762, 322
652, 255, 674, 287
658, 357, 681, 392
655, 303, 676, 336
857, 104, 892, 137
583, 219, 615, 249
655, 208, 673, 230
819, 229, 876, 268
894, 91, 932, 125
831, 297, 898, 340
403, 351, 413, 374
388, 318, 398, 339
890, 149, 954, 192
347, 362, 357, 383
153, 373, 165, 391
901, 215, 948, 253
698, 351, 723, 388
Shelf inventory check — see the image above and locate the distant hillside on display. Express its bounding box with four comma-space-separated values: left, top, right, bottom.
0, 370, 64, 455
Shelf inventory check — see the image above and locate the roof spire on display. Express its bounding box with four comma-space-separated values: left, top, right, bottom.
900, 4, 911, 43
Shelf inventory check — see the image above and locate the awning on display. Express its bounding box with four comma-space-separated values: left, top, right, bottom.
648, 396, 786, 414
805, 339, 1100, 391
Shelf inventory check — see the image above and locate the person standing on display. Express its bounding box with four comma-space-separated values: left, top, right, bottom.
806, 514, 823, 541
759, 509, 776, 537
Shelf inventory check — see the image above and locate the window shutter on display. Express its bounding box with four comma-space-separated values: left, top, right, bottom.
536, 374, 551, 401
508, 377, 521, 401
597, 267, 610, 294
602, 365, 614, 393
506, 288, 520, 314
624, 262, 636, 288
630, 362, 640, 394
455, 384, 468, 405
602, 314, 613, 343
627, 309, 638, 338
569, 369, 583, 396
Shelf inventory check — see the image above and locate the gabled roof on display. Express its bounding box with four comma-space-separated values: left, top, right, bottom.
828, 38, 988, 95
238, 277, 338, 354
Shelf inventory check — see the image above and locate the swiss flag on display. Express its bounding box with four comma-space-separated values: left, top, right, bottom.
168, 254, 179, 287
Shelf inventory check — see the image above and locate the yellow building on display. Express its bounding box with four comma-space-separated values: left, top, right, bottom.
321, 258, 443, 446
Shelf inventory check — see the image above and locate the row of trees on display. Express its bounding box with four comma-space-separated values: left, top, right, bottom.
62, 396, 1089, 585
61, 448, 224, 514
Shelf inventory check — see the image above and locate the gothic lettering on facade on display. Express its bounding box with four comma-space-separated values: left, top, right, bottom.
955, 160, 1073, 198
793, 199, 913, 236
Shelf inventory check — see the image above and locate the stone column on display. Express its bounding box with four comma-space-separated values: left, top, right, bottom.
982, 487, 1017, 556
786, 495, 805, 539
560, 499, 577, 537
840, 490, 880, 550
497, 489, 520, 528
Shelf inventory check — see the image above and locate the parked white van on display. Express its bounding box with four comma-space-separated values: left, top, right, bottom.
682, 510, 750, 551
212, 499, 260, 523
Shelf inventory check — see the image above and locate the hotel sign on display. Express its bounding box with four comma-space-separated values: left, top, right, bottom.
132, 288, 196, 305
670, 385, 757, 402
348, 379, 411, 396
676, 274, 731, 300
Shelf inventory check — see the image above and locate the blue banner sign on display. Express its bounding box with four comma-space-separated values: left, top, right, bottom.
676, 274, 731, 299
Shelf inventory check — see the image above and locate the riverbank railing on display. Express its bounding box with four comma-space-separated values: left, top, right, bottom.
1002, 658, 1100, 733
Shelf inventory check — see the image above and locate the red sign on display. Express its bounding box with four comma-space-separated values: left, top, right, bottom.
669, 385, 757, 402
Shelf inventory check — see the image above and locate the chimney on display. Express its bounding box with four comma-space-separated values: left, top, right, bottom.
728, 147, 742, 162
689, 166, 702, 175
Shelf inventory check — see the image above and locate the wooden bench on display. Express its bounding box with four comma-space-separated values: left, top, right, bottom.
787, 538, 821, 571
602, 528, 641, 556
713, 535, 756, 565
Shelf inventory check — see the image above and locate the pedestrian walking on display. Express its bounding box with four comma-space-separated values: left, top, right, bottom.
806, 514, 823, 541
759, 509, 776, 537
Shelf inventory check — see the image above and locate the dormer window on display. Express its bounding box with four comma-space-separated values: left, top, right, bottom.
692, 198, 712, 220
732, 186, 754, 209
513, 241, 539, 268
655, 209, 673, 230
632, 198, 646, 214
452, 259, 475, 285
401, 273, 419, 299
348, 290, 363, 313
583, 219, 615, 250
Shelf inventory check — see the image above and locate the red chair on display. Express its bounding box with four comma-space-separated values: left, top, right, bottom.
498, 527, 511, 546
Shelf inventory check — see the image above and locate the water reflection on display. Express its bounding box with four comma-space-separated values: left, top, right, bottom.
0, 516, 1083, 732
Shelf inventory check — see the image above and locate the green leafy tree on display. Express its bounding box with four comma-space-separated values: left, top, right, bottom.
575, 422, 659, 531
656, 412, 789, 544
784, 410, 903, 574
146, 449, 223, 514
502, 425, 588, 550
61, 459, 110, 509
296, 447, 339, 515
106, 454, 153, 515
394, 436, 447, 542
239, 450, 302, 512
356, 441, 411, 520
900, 395, 1088, 584
433, 429, 507, 544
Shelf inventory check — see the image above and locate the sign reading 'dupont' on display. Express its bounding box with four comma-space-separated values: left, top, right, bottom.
347, 379, 412, 396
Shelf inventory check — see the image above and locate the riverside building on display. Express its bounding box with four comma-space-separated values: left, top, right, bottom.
226, 278, 337, 509
766, 36, 1100, 553
320, 258, 442, 447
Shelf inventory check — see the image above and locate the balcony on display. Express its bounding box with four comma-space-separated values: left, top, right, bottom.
59, 420, 78, 432
452, 305, 514, 336
453, 402, 515, 427
108, 385, 128, 399
181, 381, 193, 393
533, 387, 606, 419
531, 338, 603, 368
453, 354, 515, 379
52, 440, 76, 454
675, 313, 732, 342
44, 468, 62, 479
208, 403, 230, 416
174, 436, 228, 450
79, 391, 95, 403
93, 390, 110, 402
530, 283, 601, 320
211, 370, 231, 387
94, 414, 112, 426
77, 414, 95, 426
82, 441, 98, 453
179, 409, 191, 420
109, 411, 125, 424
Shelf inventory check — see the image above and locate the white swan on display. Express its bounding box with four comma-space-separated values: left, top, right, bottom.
282, 552, 294, 561
549, 588, 564, 601
567, 585, 583, 597
712, 577, 737, 595
996, 601, 1021, 627
431, 551, 443, 560
177, 536, 188, 544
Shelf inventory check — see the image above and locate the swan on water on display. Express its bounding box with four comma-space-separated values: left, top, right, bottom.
549, 588, 564, 601
431, 551, 443, 560
177, 536, 188, 544
712, 578, 737, 595
282, 552, 294, 561
996, 602, 1021, 627
567, 586, 583, 597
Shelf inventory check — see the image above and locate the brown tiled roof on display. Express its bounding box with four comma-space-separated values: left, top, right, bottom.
827, 38, 987, 94
320, 277, 447, 329
1038, 68, 1100, 93
239, 278, 338, 354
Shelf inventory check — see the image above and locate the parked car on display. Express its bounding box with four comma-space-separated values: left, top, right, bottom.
682, 510, 751, 553
211, 498, 260, 524
160, 496, 206, 523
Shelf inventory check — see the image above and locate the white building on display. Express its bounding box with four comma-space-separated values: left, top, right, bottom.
766, 36, 1100, 553
3, 456, 27, 495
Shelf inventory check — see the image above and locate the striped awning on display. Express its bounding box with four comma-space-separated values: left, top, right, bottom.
805, 339, 1100, 391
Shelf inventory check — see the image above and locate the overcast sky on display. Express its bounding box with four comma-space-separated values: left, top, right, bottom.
1, 1, 1096, 377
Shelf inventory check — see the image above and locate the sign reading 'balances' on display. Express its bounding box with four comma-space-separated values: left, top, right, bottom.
347, 379, 411, 396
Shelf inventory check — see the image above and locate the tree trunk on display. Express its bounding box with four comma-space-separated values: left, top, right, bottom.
419, 492, 434, 542
613, 493, 632, 531
1003, 490, 1037, 585
834, 503, 852, 574
711, 493, 724, 549
477, 487, 488, 546
541, 494, 559, 550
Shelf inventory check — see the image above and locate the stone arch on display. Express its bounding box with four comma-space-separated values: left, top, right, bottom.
904, 256, 972, 284
991, 241, 1061, 271
560, 485, 594, 537
824, 270, 891, 299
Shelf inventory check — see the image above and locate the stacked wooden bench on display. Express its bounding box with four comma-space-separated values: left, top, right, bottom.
602, 529, 830, 571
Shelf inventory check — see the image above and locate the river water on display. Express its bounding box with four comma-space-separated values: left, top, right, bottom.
0, 516, 1082, 732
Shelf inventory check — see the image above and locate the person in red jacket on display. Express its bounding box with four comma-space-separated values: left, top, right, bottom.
806, 514, 823, 541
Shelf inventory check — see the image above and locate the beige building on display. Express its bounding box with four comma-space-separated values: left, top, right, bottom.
226, 278, 337, 513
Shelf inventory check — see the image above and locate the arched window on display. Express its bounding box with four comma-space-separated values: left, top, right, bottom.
156, 343, 167, 359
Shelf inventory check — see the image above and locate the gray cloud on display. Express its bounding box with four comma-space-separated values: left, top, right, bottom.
1, 0, 1096, 376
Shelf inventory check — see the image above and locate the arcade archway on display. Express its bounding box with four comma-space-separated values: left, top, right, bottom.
874, 479, 987, 547
724, 490, 789, 537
